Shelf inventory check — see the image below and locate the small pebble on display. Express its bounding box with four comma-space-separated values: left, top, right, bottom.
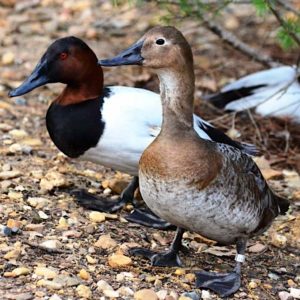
169, 291, 179, 299
34, 267, 57, 279
53, 274, 80, 287
49, 295, 62, 300
118, 286, 134, 296
27, 197, 49, 209
2, 52, 15, 65
97, 280, 113, 291
185, 273, 196, 282
24, 223, 44, 232
201, 290, 212, 300
14, 97, 27, 106
40, 240, 61, 250
94, 234, 117, 249
89, 211, 106, 223
134, 289, 158, 300
174, 268, 186, 276
38, 211, 49, 219
268, 272, 280, 280
157, 290, 168, 300
103, 290, 120, 298
2, 226, 12, 236
76, 285, 92, 299
288, 279, 296, 287
108, 253, 132, 268
4, 248, 21, 259
179, 292, 200, 300
278, 291, 292, 300
7, 219, 22, 230
248, 243, 267, 253
0, 170, 21, 180
37, 279, 63, 290
86, 255, 97, 264
79, 269, 90, 280
290, 288, 300, 299
5, 267, 30, 277
9, 129, 28, 139
249, 281, 258, 289
271, 233, 287, 248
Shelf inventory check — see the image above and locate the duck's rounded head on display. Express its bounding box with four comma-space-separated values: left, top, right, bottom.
100, 26, 193, 70
9, 36, 101, 97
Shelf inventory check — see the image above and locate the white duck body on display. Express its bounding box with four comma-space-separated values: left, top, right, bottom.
209, 66, 300, 122
81, 86, 253, 176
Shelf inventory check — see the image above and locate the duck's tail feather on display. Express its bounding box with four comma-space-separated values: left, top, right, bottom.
276, 195, 290, 215
204, 84, 266, 109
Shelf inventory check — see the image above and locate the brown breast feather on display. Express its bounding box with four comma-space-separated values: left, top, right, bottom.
140, 132, 223, 190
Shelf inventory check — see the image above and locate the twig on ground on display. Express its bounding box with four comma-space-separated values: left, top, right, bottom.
247, 109, 263, 142
200, 14, 281, 68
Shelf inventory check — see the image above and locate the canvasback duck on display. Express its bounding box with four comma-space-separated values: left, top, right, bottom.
204, 66, 300, 122
9, 36, 258, 229
100, 26, 290, 297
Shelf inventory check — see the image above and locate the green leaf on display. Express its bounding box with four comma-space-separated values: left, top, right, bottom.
276, 17, 300, 49
277, 27, 295, 49
251, 0, 269, 16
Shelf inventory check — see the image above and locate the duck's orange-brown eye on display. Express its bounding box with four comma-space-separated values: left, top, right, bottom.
60, 52, 68, 60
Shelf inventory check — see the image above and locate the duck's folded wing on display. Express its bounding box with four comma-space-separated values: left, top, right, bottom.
216, 143, 289, 218
195, 117, 260, 156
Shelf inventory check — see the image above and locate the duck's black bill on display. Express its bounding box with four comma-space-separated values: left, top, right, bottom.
8, 59, 50, 97
99, 40, 144, 67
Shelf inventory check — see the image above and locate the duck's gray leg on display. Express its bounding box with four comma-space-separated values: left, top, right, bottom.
195, 238, 247, 298
74, 176, 174, 229
129, 227, 184, 267
125, 207, 175, 230
74, 176, 139, 212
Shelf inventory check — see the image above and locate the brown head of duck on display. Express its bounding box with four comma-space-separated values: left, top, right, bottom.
9, 36, 103, 105
100, 26, 195, 132
100, 26, 290, 298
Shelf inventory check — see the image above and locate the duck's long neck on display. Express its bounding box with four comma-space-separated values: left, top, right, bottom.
55, 66, 103, 106
158, 65, 195, 135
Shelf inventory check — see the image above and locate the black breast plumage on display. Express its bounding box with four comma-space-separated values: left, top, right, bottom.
46, 88, 110, 158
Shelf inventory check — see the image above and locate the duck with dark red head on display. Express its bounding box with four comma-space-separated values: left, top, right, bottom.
10, 36, 259, 229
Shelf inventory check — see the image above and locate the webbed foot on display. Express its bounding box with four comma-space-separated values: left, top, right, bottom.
129, 247, 182, 267
72, 189, 126, 213
72, 176, 139, 213
125, 208, 175, 230
195, 270, 241, 298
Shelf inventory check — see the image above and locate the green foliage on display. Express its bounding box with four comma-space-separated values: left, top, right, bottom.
251, 0, 269, 16
160, 0, 300, 50
277, 17, 300, 49
117, 0, 300, 50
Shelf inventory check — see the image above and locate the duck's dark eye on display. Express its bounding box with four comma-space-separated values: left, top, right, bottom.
60, 52, 68, 60
156, 39, 165, 45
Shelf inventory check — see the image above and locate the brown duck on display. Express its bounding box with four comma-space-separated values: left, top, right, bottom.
100, 26, 289, 298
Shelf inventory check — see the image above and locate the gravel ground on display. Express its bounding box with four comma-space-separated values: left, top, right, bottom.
0, 1, 299, 299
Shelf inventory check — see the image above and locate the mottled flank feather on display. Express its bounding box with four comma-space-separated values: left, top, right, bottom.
215, 142, 289, 233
